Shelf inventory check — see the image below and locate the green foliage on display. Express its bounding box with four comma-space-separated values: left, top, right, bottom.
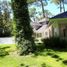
28, 0, 48, 18
51, 0, 65, 12
0, 1, 12, 37
29, 7, 36, 17
43, 37, 67, 49
11, 20, 17, 36
0, 9, 12, 37
11, 0, 36, 55
27, 0, 36, 3
51, 0, 60, 5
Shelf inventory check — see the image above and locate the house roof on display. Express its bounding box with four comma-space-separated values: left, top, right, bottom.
51, 11, 67, 19
30, 22, 42, 30
31, 18, 49, 30
35, 25, 47, 33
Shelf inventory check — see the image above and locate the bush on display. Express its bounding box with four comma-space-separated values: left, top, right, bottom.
43, 37, 67, 49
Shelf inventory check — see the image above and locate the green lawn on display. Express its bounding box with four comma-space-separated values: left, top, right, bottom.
0, 44, 67, 67
0, 44, 16, 52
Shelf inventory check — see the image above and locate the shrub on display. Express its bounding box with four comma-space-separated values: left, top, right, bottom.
43, 37, 67, 49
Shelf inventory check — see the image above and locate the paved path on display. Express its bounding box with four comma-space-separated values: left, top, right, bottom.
0, 37, 15, 44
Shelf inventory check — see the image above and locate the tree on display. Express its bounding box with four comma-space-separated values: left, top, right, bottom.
0, 1, 12, 37
40, 0, 46, 17
0, 8, 3, 36
11, 0, 36, 55
2, 9, 12, 37
62, 0, 65, 12
28, 0, 48, 18
29, 7, 36, 18
27, 0, 36, 3
51, 0, 65, 12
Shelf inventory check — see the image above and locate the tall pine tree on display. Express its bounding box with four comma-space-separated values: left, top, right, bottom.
11, 0, 36, 55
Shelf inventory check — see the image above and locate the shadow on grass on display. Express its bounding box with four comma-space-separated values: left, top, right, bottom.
41, 63, 46, 67
19, 63, 29, 67
1, 46, 10, 49
33, 44, 64, 62
62, 60, 67, 65
41, 63, 51, 67
20, 63, 25, 66
34, 38, 67, 57
48, 48, 67, 52
0, 46, 9, 58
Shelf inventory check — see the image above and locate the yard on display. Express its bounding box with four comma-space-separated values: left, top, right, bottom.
0, 44, 67, 67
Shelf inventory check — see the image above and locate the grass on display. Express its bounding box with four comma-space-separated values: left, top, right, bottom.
0, 44, 16, 52
0, 44, 67, 67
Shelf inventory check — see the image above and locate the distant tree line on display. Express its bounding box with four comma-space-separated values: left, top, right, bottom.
0, 1, 12, 37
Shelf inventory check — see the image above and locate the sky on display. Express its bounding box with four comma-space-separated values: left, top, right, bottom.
1, 0, 67, 16
44, 1, 67, 15
30, 0, 67, 16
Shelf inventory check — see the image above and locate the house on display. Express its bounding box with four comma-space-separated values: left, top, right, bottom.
31, 11, 67, 43
50, 11, 67, 38
31, 18, 50, 43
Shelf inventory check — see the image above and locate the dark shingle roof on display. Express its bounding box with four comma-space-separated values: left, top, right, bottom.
51, 11, 67, 19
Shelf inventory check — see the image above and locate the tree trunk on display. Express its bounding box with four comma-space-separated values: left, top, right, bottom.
62, 0, 65, 12
60, 0, 62, 12
40, 0, 45, 17
11, 0, 36, 55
